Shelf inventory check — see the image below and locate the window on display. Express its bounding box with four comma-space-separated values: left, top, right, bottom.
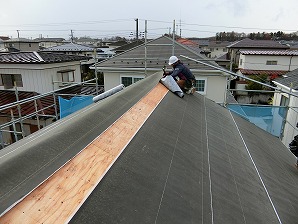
121, 76, 144, 87
57, 70, 75, 85
194, 79, 206, 94
280, 95, 289, 107
0, 74, 23, 89
240, 59, 243, 65
266, 60, 277, 65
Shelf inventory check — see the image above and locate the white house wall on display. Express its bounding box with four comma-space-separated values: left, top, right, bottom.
0, 62, 81, 93
273, 86, 298, 146
239, 54, 298, 71
103, 71, 227, 104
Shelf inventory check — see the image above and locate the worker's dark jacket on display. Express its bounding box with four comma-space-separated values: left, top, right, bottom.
169, 63, 195, 82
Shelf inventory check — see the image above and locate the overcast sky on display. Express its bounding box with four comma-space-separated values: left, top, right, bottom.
1, 0, 297, 40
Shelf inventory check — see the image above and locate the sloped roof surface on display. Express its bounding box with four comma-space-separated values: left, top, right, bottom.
43, 42, 94, 52
274, 68, 298, 89
96, 36, 219, 71
228, 38, 289, 49
239, 68, 287, 76
0, 73, 297, 223
0, 51, 88, 63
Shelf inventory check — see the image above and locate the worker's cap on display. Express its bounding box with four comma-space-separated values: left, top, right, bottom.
168, 56, 179, 65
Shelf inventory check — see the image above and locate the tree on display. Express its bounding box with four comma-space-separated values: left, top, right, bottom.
245, 74, 268, 91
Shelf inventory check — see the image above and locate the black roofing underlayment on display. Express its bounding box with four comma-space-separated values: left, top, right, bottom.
0, 73, 298, 223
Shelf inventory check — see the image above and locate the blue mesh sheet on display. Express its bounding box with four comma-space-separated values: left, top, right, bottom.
227, 105, 287, 137
59, 96, 93, 119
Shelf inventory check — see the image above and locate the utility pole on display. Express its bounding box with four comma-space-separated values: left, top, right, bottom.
17, 30, 20, 50
94, 49, 99, 94
135, 18, 139, 40
70, 30, 74, 43
172, 20, 175, 55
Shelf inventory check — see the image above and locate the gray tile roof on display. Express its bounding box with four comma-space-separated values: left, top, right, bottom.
0, 73, 297, 223
43, 42, 94, 52
240, 49, 298, 55
274, 68, 298, 89
96, 35, 219, 71
0, 51, 88, 64
227, 38, 289, 49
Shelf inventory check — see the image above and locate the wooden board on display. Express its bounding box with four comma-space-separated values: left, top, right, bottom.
0, 83, 168, 224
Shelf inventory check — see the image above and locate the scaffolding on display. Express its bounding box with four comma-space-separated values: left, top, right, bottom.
0, 79, 99, 149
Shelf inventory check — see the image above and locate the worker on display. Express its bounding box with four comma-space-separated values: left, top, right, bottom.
163, 56, 196, 94
289, 135, 298, 168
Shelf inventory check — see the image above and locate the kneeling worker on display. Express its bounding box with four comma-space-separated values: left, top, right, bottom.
163, 56, 196, 94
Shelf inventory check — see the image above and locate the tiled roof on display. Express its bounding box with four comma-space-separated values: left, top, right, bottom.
0, 51, 88, 64
239, 68, 287, 76
227, 38, 289, 49
0, 90, 56, 117
113, 40, 144, 54
0, 86, 102, 117
43, 42, 94, 52
208, 40, 231, 47
240, 50, 298, 55
4, 38, 39, 43
177, 38, 198, 46
238, 68, 287, 80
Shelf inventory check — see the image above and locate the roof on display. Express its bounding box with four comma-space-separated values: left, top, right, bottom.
177, 38, 198, 47
43, 42, 94, 52
239, 68, 288, 76
227, 38, 289, 49
0, 73, 297, 223
33, 38, 65, 42
208, 40, 231, 47
96, 35, 219, 71
0, 90, 56, 117
0, 51, 88, 64
240, 50, 298, 56
112, 40, 144, 54
0, 36, 10, 41
274, 68, 298, 89
4, 38, 38, 43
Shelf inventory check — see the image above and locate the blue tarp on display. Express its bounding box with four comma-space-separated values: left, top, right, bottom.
59, 96, 93, 119
227, 105, 287, 137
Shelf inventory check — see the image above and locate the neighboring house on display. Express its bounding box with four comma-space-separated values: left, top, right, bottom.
4, 38, 39, 51
227, 38, 289, 66
42, 42, 95, 57
273, 68, 298, 146
95, 35, 230, 104
208, 41, 231, 58
0, 51, 88, 93
96, 48, 115, 60
235, 50, 298, 99
215, 53, 230, 69
34, 37, 66, 49
1, 73, 297, 223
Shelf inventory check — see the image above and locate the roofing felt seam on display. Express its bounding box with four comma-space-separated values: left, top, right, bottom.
229, 110, 282, 224
154, 95, 194, 223
0, 83, 169, 223
204, 97, 215, 224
